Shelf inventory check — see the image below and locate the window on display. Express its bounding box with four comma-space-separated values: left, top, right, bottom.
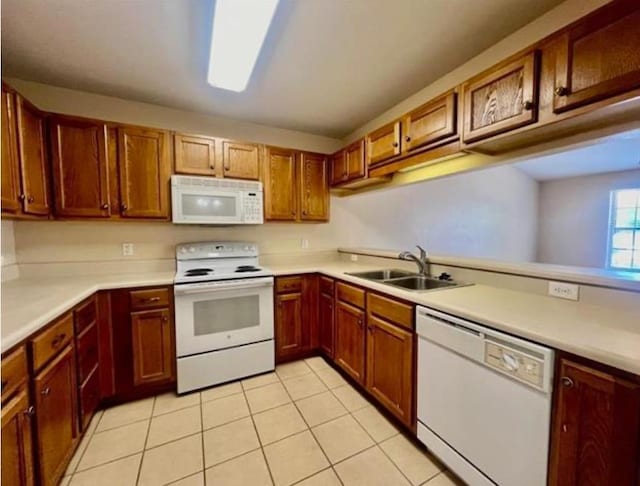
608, 188, 640, 271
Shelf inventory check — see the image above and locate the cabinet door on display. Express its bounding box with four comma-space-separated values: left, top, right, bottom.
299, 152, 329, 221
366, 120, 401, 166
403, 91, 457, 152
549, 358, 640, 486
34, 345, 77, 486
49, 117, 110, 218
1, 86, 22, 214
131, 308, 173, 386
553, 2, 640, 113
345, 139, 366, 180
222, 141, 260, 180
275, 292, 303, 361
330, 150, 347, 186
15, 95, 49, 216
319, 292, 334, 358
366, 315, 413, 426
462, 51, 538, 143
174, 134, 216, 176
117, 126, 171, 219
1, 389, 34, 486
264, 147, 297, 221
335, 301, 366, 384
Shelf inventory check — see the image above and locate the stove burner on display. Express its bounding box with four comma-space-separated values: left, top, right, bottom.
235, 265, 261, 273
185, 268, 213, 277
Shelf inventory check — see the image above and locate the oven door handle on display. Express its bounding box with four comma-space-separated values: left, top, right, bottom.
175, 278, 274, 295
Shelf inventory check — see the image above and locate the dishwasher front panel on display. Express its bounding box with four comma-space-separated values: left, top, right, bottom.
417, 309, 553, 486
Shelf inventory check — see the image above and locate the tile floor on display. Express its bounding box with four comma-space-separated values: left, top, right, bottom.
61, 357, 465, 486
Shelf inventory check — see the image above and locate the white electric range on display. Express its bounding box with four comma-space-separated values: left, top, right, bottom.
174, 241, 274, 393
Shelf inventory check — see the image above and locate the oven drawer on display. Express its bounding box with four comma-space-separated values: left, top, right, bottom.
130, 288, 170, 310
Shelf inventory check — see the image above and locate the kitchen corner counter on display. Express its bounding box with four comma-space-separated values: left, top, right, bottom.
1, 271, 174, 352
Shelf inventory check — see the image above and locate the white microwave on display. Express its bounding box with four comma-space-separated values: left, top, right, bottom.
171, 175, 264, 225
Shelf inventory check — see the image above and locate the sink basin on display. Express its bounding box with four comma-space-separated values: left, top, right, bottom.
384, 276, 457, 291
346, 269, 415, 280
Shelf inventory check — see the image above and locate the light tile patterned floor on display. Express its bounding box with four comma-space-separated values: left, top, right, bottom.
61, 357, 466, 486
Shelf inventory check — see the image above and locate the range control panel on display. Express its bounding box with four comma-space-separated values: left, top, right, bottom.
484, 341, 545, 390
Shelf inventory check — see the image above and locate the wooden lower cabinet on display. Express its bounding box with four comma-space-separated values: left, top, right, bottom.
365, 315, 414, 427
334, 300, 366, 384
33, 345, 77, 486
318, 290, 335, 358
549, 357, 640, 486
131, 308, 173, 386
1, 389, 34, 486
275, 292, 304, 360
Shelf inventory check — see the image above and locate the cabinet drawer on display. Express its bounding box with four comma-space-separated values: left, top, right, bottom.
336, 282, 365, 309
31, 313, 74, 372
1, 345, 28, 402
367, 293, 414, 330
320, 276, 334, 296
130, 288, 170, 310
276, 276, 303, 294
74, 296, 97, 335
79, 367, 100, 431
77, 323, 99, 384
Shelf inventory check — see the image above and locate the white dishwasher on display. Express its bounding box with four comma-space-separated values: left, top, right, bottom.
416, 307, 554, 486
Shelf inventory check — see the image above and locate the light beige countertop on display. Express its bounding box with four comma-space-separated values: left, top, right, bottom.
2, 262, 639, 376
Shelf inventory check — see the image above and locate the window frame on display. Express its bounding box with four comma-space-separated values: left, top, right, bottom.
606, 188, 640, 272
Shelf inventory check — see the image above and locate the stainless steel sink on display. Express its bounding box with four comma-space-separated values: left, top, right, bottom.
346, 269, 414, 280
383, 275, 456, 291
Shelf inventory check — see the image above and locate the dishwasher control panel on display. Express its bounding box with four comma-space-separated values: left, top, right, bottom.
484, 341, 544, 389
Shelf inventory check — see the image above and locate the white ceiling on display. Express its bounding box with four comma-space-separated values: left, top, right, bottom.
514, 130, 640, 180
1, 0, 563, 138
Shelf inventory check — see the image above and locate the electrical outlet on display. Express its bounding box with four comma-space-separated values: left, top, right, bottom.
301, 239, 309, 249
548, 281, 579, 301
122, 243, 134, 256
350, 254, 358, 262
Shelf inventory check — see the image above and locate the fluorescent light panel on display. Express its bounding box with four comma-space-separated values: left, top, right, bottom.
208, 0, 279, 92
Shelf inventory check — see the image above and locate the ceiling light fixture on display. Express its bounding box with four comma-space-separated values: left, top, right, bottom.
207, 0, 279, 92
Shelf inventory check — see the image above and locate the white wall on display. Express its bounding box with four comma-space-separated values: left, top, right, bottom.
537, 169, 640, 268
1, 220, 17, 267
332, 165, 539, 262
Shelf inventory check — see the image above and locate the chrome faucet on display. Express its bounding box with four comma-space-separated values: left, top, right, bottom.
399, 245, 430, 276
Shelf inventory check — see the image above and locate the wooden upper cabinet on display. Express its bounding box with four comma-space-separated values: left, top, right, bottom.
174, 134, 216, 176
552, 1, 640, 113
402, 91, 457, 152
299, 152, 329, 221
131, 309, 173, 386
1, 389, 35, 486
330, 149, 347, 185
15, 95, 50, 216
549, 358, 640, 486
117, 126, 171, 219
462, 51, 539, 143
264, 146, 297, 221
49, 117, 110, 218
345, 139, 366, 180
1, 86, 22, 214
221, 141, 260, 180
366, 120, 401, 166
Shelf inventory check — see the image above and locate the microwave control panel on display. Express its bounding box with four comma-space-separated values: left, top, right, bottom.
243, 192, 264, 224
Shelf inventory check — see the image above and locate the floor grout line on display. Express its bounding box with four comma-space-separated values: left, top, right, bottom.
134, 396, 155, 485
241, 385, 277, 486
199, 390, 206, 486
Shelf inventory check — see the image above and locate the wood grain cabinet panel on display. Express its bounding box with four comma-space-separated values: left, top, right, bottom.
345, 139, 366, 180
552, 1, 640, 113
1, 85, 22, 214
366, 120, 401, 166
330, 149, 347, 185
222, 141, 260, 180
49, 117, 110, 218
402, 91, 457, 152
117, 126, 171, 219
1, 389, 34, 486
264, 147, 297, 221
174, 134, 216, 176
462, 51, 539, 143
365, 315, 414, 426
549, 358, 640, 486
1, 346, 28, 403
33, 345, 77, 486
15, 95, 50, 216
275, 292, 304, 361
131, 308, 173, 386
334, 301, 366, 384
299, 152, 329, 221
319, 290, 335, 358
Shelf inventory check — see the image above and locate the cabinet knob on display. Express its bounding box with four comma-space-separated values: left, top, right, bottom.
358, 319, 363, 327
560, 376, 574, 388
209, 164, 215, 170
101, 203, 109, 210
18, 194, 26, 202
405, 136, 411, 142
291, 210, 296, 216
121, 204, 128, 212
27, 195, 34, 203
41, 387, 51, 396
392, 142, 399, 148
522, 100, 534, 111
24, 406, 35, 417
162, 315, 169, 323
51, 333, 66, 348
302, 210, 308, 216
554, 86, 569, 97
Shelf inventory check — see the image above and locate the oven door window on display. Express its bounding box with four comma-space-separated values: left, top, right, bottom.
181, 193, 238, 218
193, 295, 260, 335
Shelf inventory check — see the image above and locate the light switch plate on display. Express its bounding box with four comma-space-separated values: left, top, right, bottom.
548, 281, 579, 301
350, 254, 358, 262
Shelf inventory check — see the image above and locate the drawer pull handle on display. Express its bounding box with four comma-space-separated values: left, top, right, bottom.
51, 333, 66, 348
142, 297, 161, 303
41, 387, 51, 396
561, 376, 574, 388
24, 406, 35, 417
